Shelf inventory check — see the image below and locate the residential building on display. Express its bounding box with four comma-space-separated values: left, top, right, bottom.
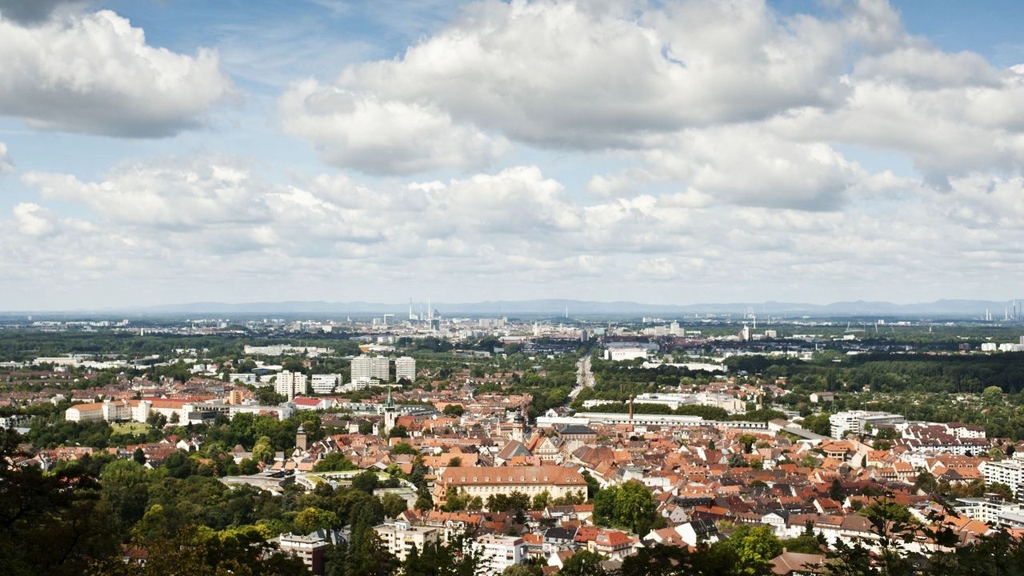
275, 371, 308, 400
473, 534, 528, 575
955, 496, 1024, 529
395, 356, 417, 382
374, 519, 440, 563
980, 458, 1024, 501
352, 355, 390, 382
278, 532, 329, 575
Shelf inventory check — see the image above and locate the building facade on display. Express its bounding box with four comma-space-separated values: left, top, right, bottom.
275, 371, 308, 400
395, 356, 416, 382
374, 519, 441, 562
472, 535, 528, 575
433, 465, 587, 508
352, 355, 390, 382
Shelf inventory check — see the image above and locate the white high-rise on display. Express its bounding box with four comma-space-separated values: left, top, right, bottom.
275, 371, 307, 400
395, 357, 416, 382
351, 355, 390, 382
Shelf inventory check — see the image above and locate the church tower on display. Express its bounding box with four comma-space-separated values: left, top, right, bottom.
383, 386, 398, 436
295, 423, 307, 451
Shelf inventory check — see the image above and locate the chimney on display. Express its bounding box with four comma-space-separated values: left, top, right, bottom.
629, 395, 634, 421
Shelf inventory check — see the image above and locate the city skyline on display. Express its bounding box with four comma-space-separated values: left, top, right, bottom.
2, 1, 1024, 310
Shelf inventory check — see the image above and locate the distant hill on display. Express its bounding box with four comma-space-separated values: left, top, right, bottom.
101, 297, 1024, 319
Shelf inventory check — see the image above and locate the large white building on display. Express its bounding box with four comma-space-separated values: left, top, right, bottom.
472, 535, 528, 575
980, 458, 1024, 501
955, 496, 1024, 529
351, 355, 390, 382
275, 371, 308, 400
310, 374, 342, 394
395, 356, 416, 382
829, 410, 906, 438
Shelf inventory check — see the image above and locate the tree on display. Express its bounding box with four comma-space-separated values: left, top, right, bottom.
533, 490, 551, 510
294, 507, 339, 534
558, 550, 607, 576
381, 493, 408, 518
352, 470, 380, 494
715, 525, 783, 576
503, 565, 543, 576
313, 452, 357, 472
592, 486, 618, 527
391, 442, 419, 455
828, 479, 844, 502
88, 525, 307, 576
801, 413, 833, 437
163, 450, 195, 478
914, 470, 938, 494
0, 429, 120, 576
443, 404, 465, 417
101, 459, 150, 529
614, 481, 658, 535
984, 385, 1004, 404
986, 482, 1015, 502
251, 437, 275, 465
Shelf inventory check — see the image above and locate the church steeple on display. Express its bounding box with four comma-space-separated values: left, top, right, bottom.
296, 423, 307, 451
383, 385, 398, 436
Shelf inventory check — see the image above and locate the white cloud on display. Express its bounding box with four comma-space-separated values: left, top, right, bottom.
23, 157, 269, 227
12, 203, 56, 236
278, 0, 1024, 196
0, 10, 233, 136
0, 142, 12, 173
280, 0, 866, 172
6, 154, 1024, 307
280, 81, 510, 175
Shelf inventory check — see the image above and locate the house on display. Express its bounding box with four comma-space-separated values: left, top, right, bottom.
677, 519, 719, 547
588, 530, 636, 561
374, 519, 441, 563
770, 551, 825, 575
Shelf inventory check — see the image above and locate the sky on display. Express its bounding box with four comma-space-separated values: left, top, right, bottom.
1, 0, 1023, 311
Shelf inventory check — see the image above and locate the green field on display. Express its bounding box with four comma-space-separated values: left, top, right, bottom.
111, 422, 151, 435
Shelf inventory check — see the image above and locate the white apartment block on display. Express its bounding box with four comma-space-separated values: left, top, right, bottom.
472, 535, 528, 575
275, 371, 308, 400
374, 520, 440, 562
829, 410, 906, 438
310, 374, 342, 394
955, 497, 1024, 529
980, 458, 1024, 501
351, 355, 390, 382
395, 356, 416, 382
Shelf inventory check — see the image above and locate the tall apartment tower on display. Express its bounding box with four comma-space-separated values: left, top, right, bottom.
351, 355, 391, 382
395, 356, 416, 382
275, 371, 307, 400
